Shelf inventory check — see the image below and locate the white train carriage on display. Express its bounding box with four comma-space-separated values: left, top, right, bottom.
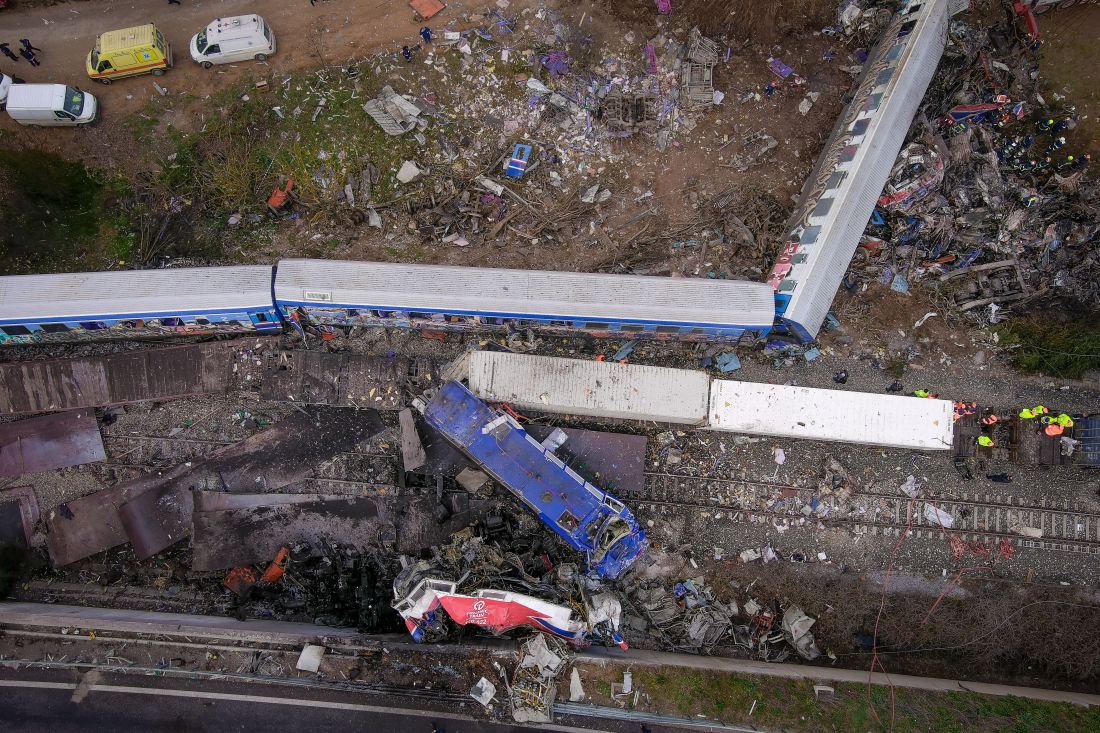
0, 266, 280, 345
273, 258, 776, 341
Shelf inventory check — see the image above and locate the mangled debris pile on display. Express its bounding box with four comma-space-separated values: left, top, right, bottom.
850, 18, 1099, 317
391, 527, 628, 648
622, 569, 822, 661
270, 10, 731, 246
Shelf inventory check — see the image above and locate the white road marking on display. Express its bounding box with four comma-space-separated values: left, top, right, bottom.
0, 679, 609, 732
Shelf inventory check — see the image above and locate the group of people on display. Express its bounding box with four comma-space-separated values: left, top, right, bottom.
401, 26, 433, 63
0, 38, 41, 67
916, 392, 1078, 449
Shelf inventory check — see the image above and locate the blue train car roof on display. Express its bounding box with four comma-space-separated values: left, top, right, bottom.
274, 258, 775, 328
0, 266, 275, 322
422, 380, 636, 556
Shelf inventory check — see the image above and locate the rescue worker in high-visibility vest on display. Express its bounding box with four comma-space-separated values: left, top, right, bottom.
977, 435, 995, 448
1019, 407, 1036, 419
1055, 413, 1074, 428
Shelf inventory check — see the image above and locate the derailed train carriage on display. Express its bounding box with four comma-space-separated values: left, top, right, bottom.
0, 266, 280, 345
0, 259, 777, 346
416, 380, 648, 580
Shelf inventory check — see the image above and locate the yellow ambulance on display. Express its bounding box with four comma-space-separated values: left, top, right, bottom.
86, 24, 173, 84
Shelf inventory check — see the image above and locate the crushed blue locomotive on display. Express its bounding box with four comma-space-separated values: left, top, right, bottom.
419, 380, 648, 579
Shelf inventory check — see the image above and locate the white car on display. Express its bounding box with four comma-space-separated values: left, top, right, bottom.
190, 14, 275, 68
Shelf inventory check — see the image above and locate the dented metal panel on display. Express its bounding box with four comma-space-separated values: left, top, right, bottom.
467, 351, 710, 425
0, 410, 105, 476
707, 380, 954, 450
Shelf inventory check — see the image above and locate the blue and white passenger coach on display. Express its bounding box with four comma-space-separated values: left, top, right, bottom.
274, 258, 776, 341
0, 266, 280, 345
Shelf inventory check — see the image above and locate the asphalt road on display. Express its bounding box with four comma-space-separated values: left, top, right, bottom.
0, 668, 661, 733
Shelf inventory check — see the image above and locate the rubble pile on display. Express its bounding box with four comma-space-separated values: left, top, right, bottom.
849, 20, 1099, 319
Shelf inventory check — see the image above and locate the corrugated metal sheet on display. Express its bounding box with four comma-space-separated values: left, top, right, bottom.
467, 351, 710, 425
706, 380, 954, 450
275, 258, 775, 328
0, 342, 240, 415
771, 0, 953, 339
0, 266, 273, 322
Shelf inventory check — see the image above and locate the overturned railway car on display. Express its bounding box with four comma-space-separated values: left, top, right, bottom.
418, 380, 648, 579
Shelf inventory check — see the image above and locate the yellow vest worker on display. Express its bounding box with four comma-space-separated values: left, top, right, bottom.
1056, 414, 1074, 428
1019, 408, 1035, 419
977, 435, 994, 447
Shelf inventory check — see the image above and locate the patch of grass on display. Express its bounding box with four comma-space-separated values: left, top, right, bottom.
574, 664, 1100, 733
160, 68, 425, 219
998, 317, 1100, 380
0, 149, 129, 274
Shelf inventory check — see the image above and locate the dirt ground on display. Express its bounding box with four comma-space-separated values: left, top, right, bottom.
1038, 4, 1100, 160
0, 0, 511, 172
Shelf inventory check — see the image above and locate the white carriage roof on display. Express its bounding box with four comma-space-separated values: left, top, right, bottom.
275, 259, 776, 327
0, 266, 273, 321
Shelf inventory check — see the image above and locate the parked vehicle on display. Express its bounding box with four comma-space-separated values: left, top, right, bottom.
5, 84, 97, 127
190, 14, 275, 68
86, 24, 172, 84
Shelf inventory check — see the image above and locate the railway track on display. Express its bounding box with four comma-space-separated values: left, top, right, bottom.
96, 436, 1100, 555
638, 472, 1100, 555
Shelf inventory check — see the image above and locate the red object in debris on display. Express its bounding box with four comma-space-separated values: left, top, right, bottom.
321, 330, 336, 342
420, 330, 447, 341
261, 547, 291, 583
1012, 1, 1040, 41
437, 595, 551, 635
409, 0, 445, 21
267, 179, 294, 212
997, 538, 1016, 560
224, 566, 260, 597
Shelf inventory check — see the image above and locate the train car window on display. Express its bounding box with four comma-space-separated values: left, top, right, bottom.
556, 511, 580, 531
897, 19, 917, 37
79, 322, 107, 330
255, 312, 269, 322
38, 323, 70, 334
1, 325, 31, 336
158, 317, 183, 327
886, 44, 904, 61
690, 328, 708, 334
620, 324, 645, 332
225, 320, 242, 327
549, 320, 570, 327
409, 312, 430, 320
195, 317, 211, 325
120, 320, 143, 329
655, 325, 681, 334
585, 322, 610, 330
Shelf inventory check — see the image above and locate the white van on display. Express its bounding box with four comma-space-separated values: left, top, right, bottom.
5, 84, 98, 126
190, 14, 276, 68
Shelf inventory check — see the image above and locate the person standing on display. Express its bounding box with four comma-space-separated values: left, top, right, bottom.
19, 39, 41, 55
401, 45, 413, 62
420, 27, 432, 44
19, 47, 39, 67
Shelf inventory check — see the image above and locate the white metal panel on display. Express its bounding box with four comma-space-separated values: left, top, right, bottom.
275, 258, 775, 328
0, 266, 274, 321
706, 380, 954, 450
467, 351, 710, 425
